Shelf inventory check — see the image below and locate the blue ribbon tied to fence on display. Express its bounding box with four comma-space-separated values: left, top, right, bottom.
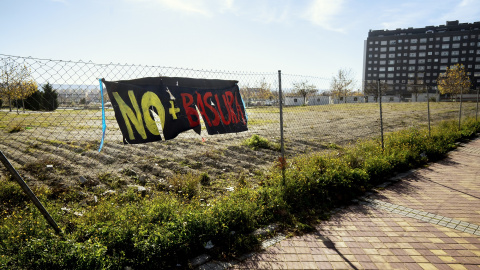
98, 78, 107, 152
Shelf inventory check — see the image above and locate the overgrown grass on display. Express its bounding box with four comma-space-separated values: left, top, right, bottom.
1, 118, 479, 269
243, 134, 280, 151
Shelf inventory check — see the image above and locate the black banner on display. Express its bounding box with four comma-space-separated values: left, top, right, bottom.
102, 77, 248, 144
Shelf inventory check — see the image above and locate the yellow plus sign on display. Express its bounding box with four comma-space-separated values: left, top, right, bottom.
169, 100, 180, 120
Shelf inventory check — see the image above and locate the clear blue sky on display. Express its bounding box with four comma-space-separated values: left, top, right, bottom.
2, 0, 480, 85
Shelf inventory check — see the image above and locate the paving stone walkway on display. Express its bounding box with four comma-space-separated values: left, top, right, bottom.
221, 138, 480, 269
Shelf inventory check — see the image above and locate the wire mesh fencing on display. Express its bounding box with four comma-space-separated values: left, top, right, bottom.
1, 54, 479, 196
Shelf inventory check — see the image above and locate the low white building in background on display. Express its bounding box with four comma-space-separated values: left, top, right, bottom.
284, 95, 403, 106
364, 95, 401, 103
285, 96, 305, 106
330, 96, 365, 104
285, 95, 331, 106
308, 96, 330, 105
412, 93, 440, 102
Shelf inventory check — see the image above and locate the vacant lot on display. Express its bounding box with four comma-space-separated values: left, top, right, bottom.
0, 102, 477, 200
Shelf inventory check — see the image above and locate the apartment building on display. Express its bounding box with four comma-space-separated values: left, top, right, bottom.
363, 20, 480, 98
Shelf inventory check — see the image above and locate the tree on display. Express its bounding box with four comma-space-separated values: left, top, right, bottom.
42, 83, 59, 111
240, 79, 274, 106
0, 60, 37, 112
330, 68, 356, 103
24, 90, 44, 111
292, 80, 317, 104
407, 75, 427, 102
17, 80, 38, 112
437, 64, 471, 99
364, 80, 388, 101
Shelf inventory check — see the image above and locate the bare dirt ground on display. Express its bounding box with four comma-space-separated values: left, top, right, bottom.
0, 102, 477, 200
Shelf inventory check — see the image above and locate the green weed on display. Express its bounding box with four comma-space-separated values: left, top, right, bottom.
243, 134, 280, 151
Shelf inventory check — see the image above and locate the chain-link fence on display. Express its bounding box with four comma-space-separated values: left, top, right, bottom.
1, 54, 479, 195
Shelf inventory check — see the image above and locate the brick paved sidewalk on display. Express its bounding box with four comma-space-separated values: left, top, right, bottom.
223, 138, 480, 269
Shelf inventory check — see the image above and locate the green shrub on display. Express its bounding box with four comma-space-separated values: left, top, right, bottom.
243, 134, 280, 151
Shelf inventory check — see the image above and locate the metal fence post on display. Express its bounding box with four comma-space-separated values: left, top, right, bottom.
459, 87, 463, 129
378, 80, 384, 150
278, 70, 286, 186
0, 150, 62, 235
427, 85, 431, 136
476, 87, 479, 122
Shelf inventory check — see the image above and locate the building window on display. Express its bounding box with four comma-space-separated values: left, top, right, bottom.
452, 43, 460, 48
379, 60, 386, 65
452, 51, 460, 56
428, 52, 433, 55
451, 58, 458, 63
408, 73, 415, 78
408, 66, 415, 71
389, 54, 395, 58
418, 66, 425, 71
441, 51, 449, 56
379, 67, 386, 71
475, 65, 480, 69
388, 60, 395, 65
409, 52, 416, 57
418, 59, 426, 64
294, 98, 297, 103
389, 40, 396, 45
442, 44, 449, 49
419, 45, 426, 50
379, 74, 385, 78
381, 41, 387, 45
410, 46, 417, 50
388, 67, 394, 71
409, 59, 416, 64
453, 36, 461, 41
419, 52, 426, 57
387, 74, 394, 78
389, 47, 395, 51
420, 38, 427, 43
441, 58, 449, 63
380, 47, 387, 52
440, 66, 447, 70
443, 37, 450, 42
411, 39, 418, 43
380, 54, 386, 58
